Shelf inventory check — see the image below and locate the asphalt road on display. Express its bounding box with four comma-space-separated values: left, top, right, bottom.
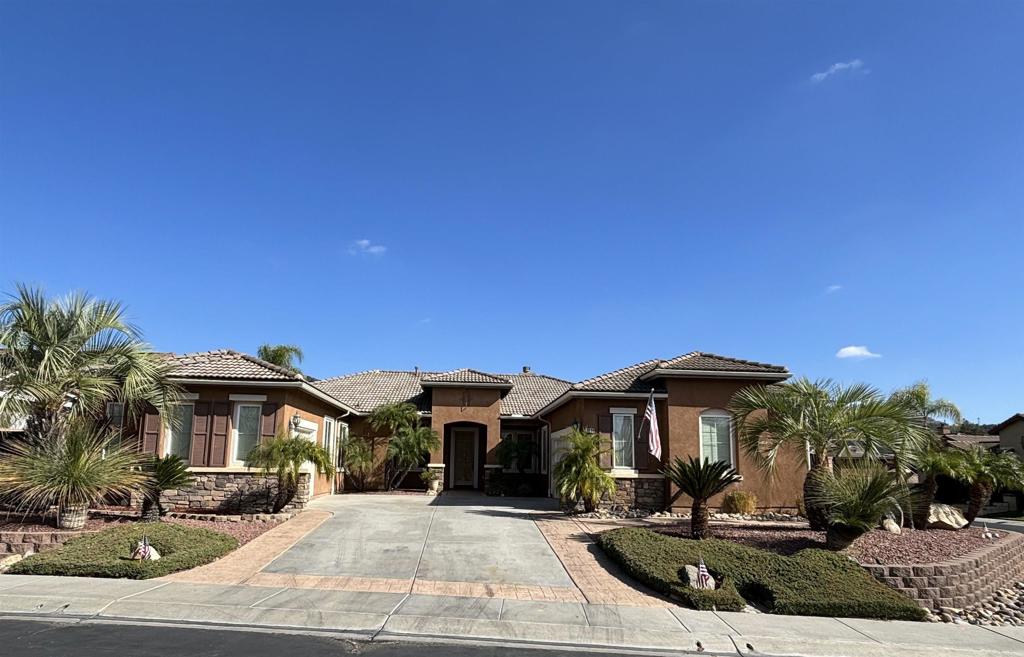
0, 618, 633, 657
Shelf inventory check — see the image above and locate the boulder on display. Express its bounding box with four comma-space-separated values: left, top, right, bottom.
684, 564, 716, 590
928, 503, 968, 530
882, 518, 902, 534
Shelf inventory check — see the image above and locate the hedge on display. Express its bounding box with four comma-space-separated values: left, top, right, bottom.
7, 523, 238, 579
599, 527, 926, 621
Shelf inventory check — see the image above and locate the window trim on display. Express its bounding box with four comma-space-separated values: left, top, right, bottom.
698, 409, 736, 468
611, 412, 636, 470
232, 402, 263, 464
164, 403, 195, 461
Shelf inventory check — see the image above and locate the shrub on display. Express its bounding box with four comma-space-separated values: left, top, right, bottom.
662, 457, 741, 539
599, 527, 925, 621
7, 522, 238, 579
722, 490, 758, 515
808, 464, 908, 551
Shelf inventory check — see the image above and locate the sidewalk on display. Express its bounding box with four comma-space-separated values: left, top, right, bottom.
1, 574, 1022, 657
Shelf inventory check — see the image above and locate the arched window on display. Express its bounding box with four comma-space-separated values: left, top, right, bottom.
699, 409, 735, 468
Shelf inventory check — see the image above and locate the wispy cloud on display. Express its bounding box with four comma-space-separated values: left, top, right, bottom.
417, 318, 431, 325
349, 239, 387, 256
836, 345, 881, 359
825, 284, 843, 294
811, 59, 867, 83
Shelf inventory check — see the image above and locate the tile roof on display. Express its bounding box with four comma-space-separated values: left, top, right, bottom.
421, 369, 512, 385
657, 352, 788, 374
497, 373, 573, 416
943, 433, 1000, 451
574, 352, 788, 393
164, 349, 305, 382
314, 370, 433, 413
573, 358, 664, 393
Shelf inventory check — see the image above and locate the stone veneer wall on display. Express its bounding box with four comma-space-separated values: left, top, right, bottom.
861, 532, 1024, 610
1, 530, 85, 555
161, 472, 311, 514
602, 478, 667, 511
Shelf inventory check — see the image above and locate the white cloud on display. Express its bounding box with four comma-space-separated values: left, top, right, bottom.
417, 318, 431, 325
836, 345, 881, 359
349, 239, 387, 256
825, 284, 843, 294
811, 59, 867, 83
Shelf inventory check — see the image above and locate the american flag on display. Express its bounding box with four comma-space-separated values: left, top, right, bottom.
644, 389, 662, 460
697, 557, 712, 589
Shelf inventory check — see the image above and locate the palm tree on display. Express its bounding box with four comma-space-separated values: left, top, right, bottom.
246, 431, 336, 512
808, 463, 908, 550
890, 381, 962, 429
256, 344, 304, 374
369, 402, 439, 490
0, 419, 146, 529
909, 441, 960, 529
0, 284, 180, 433
662, 457, 741, 539
553, 427, 616, 512
730, 378, 930, 530
948, 447, 1024, 523
141, 455, 194, 522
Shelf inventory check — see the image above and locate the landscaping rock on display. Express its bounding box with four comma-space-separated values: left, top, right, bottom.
684, 564, 716, 590
928, 503, 968, 530
882, 518, 902, 535
0, 553, 25, 572
934, 582, 1024, 627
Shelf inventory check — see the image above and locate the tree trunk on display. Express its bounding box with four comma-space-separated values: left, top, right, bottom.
912, 473, 937, 529
140, 494, 161, 523
804, 460, 833, 531
273, 475, 298, 513
825, 524, 864, 551
965, 482, 993, 524
691, 499, 711, 539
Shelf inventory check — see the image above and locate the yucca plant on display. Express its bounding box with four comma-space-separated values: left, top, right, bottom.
0, 419, 146, 529
662, 457, 742, 539
246, 431, 337, 512
808, 464, 908, 551
553, 427, 616, 513
948, 447, 1024, 524
141, 455, 193, 522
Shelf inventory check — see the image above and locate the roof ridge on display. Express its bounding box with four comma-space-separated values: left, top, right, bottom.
573, 358, 661, 389
234, 351, 306, 380
689, 351, 788, 371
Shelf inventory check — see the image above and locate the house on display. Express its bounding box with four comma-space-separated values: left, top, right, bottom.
117, 349, 805, 513
989, 413, 1024, 455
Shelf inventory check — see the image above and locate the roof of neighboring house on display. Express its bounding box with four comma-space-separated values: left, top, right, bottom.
164, 349, 305, 381
989, 413, 1024, 435
573, 352, 788, 392
421, 369, 512, 386
315, 370, 434, 413
496, 373, 573, 416
944, 433, 1001, 451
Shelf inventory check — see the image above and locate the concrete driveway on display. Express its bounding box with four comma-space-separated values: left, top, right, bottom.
262, 493, 575, 588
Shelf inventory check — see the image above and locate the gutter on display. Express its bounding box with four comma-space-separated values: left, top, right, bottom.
170, 378, 358, 415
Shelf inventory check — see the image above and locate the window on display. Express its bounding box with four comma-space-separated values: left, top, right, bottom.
323, 417, 336, 462
700, 410, 734, 468
612, 413, 635, 469
105, 402, 125, 430
166, 404, 194, 461
234, 404, 261, 462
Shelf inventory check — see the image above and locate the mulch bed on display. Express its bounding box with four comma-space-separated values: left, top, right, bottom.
164, 517, 281, 545
654, 521, 1004, 565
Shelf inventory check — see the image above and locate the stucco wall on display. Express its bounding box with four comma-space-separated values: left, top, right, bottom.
998, 419, 1024, 454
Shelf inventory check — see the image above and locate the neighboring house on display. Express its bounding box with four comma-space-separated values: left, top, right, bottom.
941, 428, 1000, 452
318, 351, 806, 512
990, 413, 1024, 455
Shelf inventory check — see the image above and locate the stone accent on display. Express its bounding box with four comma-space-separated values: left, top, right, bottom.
602, 477, 666, 511
861, 532, 1024, 610
0, 530, 89, 555
483, 466, 502, 495
161, 472, 311, 514
165, 511, 295, 523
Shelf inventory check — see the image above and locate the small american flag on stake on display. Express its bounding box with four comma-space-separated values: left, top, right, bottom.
644, 388, 661, 461
697, 557, 712, 589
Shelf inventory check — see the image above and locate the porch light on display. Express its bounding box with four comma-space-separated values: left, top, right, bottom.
290, 413, 302, 430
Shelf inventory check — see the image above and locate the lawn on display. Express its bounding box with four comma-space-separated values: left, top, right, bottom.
599, 527, 926, 621
7, 522, 238, 579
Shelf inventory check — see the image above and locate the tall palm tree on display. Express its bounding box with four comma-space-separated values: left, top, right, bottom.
256, 344, 304, 374
890, 381, 962, 429
730, 378, 930, 530
246, 432, 336, 512
949, 447, 1024, 523
662, 457, 741, 539
0, 284, 179, 433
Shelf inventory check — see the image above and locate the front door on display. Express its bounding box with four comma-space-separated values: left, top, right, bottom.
451, 428, 478, 487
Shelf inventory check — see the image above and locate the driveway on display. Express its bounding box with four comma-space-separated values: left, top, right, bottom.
262, 493, 575, 588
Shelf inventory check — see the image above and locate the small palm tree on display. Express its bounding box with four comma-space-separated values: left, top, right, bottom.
948, 447, 1024, 523
256, 344, 304, 374
910, 441, 960, 529
246, 432, 336, 512
369, 402, 439, 490
662, 457, 741, 539
730, 378, 930, 530
890, 381, 963, 429
0, 420, 146, 529
0, 284, 181, 433
553, 427, 616, 513
141, 455, 193, 522
808, 464, 908, 551
340, 436, 376, 492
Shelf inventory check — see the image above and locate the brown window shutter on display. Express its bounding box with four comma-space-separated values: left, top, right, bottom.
189, 402, 211, 466
634, 416, 649, 470
140, 411, 161, 455
208, 402, 230, 467
597, 414, 613, 469
261, 403, 279, 440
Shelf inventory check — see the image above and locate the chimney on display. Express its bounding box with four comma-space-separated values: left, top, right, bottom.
414, 366, 420, 375
522, 365, 531, 374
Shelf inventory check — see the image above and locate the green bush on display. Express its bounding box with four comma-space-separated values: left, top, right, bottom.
721, 490, 758, 515
599, 527, 926, 621
8, 522, 238, 579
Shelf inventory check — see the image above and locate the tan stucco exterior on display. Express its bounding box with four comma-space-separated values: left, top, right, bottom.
996, 417, 1024, 455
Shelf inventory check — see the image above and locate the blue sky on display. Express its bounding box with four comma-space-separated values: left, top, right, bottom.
1, 2, 1021, 422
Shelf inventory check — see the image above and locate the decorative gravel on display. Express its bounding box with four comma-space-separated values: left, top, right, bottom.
1, 513, 282, 545
655, 521, 1003, 564
165, 517, 282, 545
